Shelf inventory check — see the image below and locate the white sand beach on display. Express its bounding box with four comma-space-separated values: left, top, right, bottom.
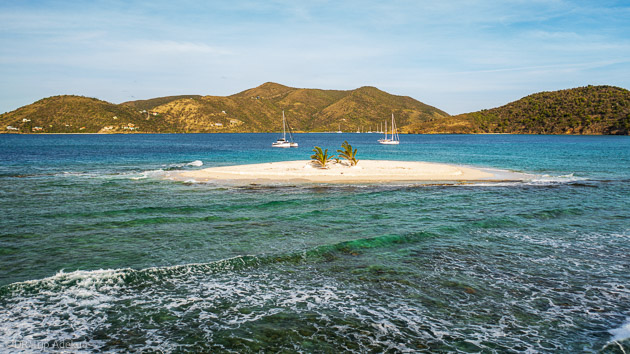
172, 160, 529, 185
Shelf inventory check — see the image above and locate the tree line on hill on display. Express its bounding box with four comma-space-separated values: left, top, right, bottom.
454, 85, 630, 135
1, 83, 628, 135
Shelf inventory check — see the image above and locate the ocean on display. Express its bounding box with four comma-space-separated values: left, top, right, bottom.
0, 133, 629, 352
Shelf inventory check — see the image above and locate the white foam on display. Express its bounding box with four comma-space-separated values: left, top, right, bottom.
126, 169, 170, 180
55, 169, 172, 181
32, 268, 130, 287
466, 172, 589, 187
187, 160, 203, 167
2, 242, 624, 352
168, 160, 204, 168
610, 318, 630, 342
141, 169, 168, 178
531, 172, 587, 184
57, 171, 100, 178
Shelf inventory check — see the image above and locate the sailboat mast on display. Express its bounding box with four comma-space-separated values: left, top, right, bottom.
391, 113, 394, 140
282, 110, 286, 140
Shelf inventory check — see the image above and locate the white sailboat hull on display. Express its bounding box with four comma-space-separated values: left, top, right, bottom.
378, 139, 399, 145
378, 113, 400, 145
271, 139, 298, 148
272, 111, 298, 147
272, 141, 292, 148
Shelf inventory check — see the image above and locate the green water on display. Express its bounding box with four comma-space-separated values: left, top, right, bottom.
0, 134, 629, 352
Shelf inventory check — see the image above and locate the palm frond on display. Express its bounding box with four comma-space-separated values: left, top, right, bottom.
336, 140, 359, 166
311, 146, 334, 168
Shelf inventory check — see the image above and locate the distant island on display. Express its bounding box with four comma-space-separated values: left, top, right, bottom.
1, 82, 628, 135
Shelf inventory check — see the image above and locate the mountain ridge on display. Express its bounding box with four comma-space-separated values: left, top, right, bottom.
1, 83, 628, 135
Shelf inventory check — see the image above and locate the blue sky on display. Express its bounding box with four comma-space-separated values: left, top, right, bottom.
1, 0, 629, 114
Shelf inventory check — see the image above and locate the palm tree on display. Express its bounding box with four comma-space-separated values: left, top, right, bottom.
336, 140, 359, 166
311, 146, 334, 168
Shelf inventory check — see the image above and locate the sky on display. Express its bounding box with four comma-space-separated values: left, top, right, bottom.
1, 0, 629, 115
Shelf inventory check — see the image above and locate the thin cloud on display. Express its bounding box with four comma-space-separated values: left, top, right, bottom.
127, 40, 233, 55
1, 0, 629, 114
435, 60, 630, 76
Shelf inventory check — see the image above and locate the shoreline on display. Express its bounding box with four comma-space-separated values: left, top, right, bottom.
2, 132, 626, 136
171, 160, 532, 185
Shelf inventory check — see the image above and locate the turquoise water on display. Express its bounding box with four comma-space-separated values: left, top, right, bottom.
0, 133, 629, 352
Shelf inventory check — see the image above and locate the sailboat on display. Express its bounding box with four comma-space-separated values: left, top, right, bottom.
272, 111, 298, 148
378, 113, 400, 145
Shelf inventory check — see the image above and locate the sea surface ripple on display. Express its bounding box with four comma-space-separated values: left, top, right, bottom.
1, 133, 629, 352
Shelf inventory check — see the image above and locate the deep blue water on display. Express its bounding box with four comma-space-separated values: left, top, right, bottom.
0, 133, 629, 352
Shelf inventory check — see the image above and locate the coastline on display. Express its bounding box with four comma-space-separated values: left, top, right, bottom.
171, 160, 531, 185
3, 131, 628, 136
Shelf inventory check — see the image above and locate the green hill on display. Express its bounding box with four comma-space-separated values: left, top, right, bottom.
438, 85, 630, 135
0, 95, 179, 133
3, 84, 629, 135
120, 95, 202, 111
1, 83, 449, 134
141, 82, 450, 133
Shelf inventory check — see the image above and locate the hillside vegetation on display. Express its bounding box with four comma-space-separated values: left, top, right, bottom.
148, 83, 450, 133
1, 83, 448, 134
120, 95, 202, 111
0, 95, 178, 133
443, 85, 630, 135
2, 84, 629, 135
